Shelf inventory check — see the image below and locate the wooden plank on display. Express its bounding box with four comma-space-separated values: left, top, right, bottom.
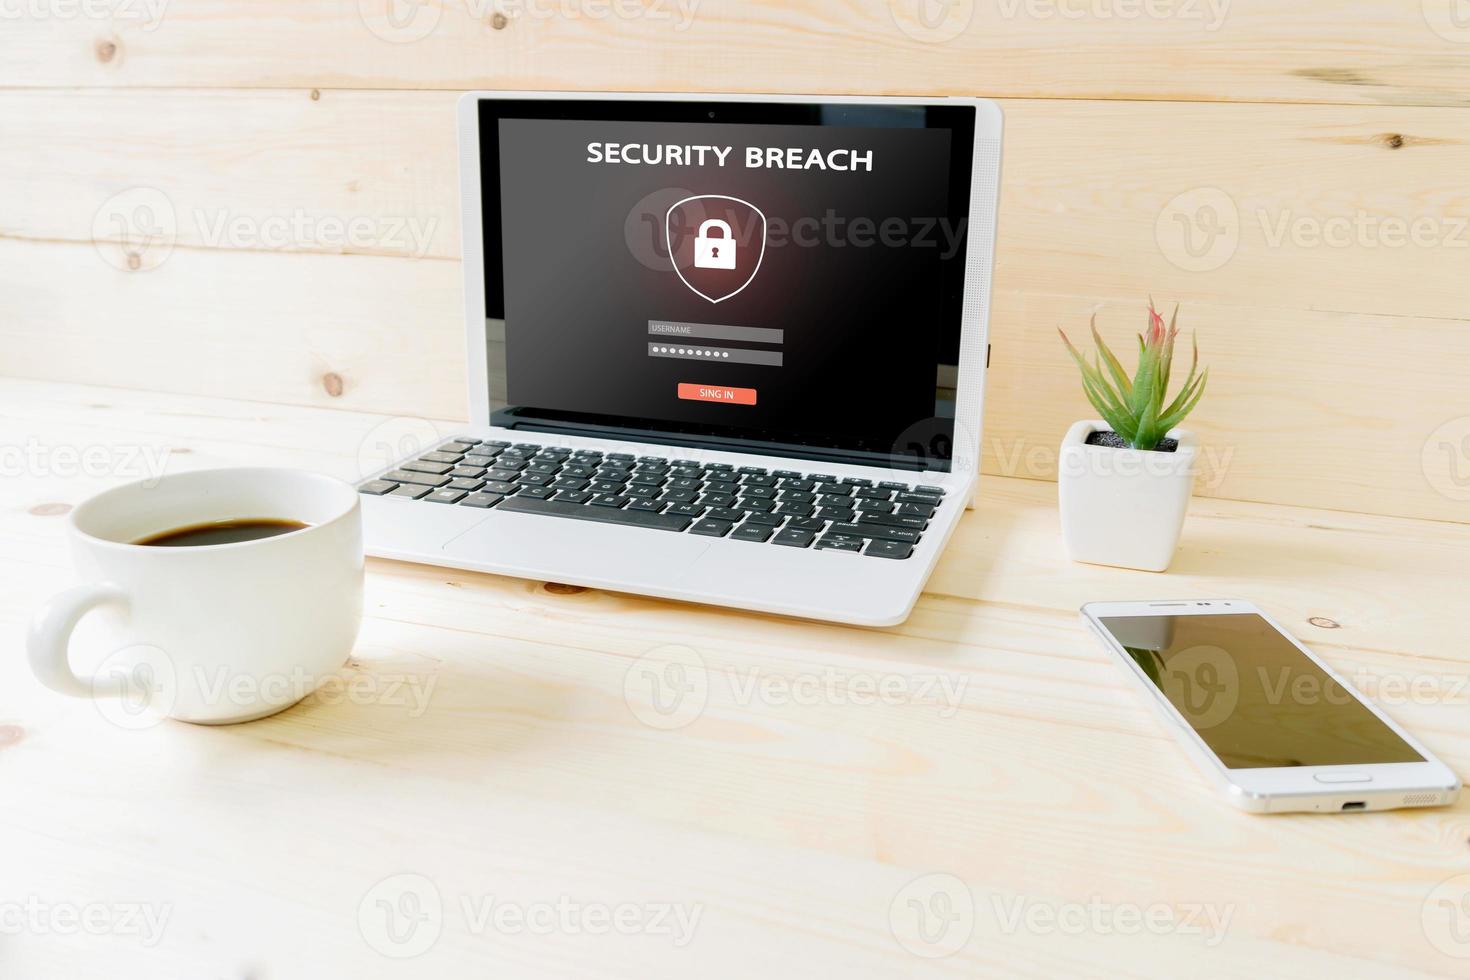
5, 93, 1470, 519
0, 380, 1467, 977
4, 1, 1470, 107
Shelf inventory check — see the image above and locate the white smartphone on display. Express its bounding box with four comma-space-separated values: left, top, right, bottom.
1080, 599, 1461, 814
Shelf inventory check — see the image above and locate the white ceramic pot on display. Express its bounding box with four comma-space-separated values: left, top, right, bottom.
1058, 420, 1198, 572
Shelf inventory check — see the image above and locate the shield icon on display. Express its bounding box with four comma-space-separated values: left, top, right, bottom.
666, 195, 766, 304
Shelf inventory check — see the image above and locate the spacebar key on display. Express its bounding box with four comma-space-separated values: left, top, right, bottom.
497, 496, 693, 531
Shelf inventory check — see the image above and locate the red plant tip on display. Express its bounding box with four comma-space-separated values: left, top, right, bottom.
1145, 304, 1167, 347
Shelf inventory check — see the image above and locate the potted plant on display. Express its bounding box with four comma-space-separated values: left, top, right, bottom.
1057, 302, 1209, 572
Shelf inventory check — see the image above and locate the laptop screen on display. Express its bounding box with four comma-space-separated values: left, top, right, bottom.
475, 98, 977, 472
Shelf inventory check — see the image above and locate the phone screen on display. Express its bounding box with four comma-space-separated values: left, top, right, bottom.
1099, 612, 1423, 769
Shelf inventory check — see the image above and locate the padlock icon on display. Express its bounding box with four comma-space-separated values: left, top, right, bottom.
693, 219, 737, 270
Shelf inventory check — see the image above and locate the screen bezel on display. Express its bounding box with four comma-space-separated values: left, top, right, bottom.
456, 90, 1000, 475
1081, 600, 1457, 799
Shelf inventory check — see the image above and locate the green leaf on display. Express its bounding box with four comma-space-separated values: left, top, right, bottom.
1091, 316, 1133, 399
1157, 368, 1209, 431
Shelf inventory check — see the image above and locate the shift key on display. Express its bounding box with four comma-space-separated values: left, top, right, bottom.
828, 522, 920, 543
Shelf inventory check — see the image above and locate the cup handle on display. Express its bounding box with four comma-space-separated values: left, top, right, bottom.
27, 583, 131, 699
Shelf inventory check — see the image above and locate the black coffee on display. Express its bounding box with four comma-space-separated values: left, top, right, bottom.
135, 518, 309, 547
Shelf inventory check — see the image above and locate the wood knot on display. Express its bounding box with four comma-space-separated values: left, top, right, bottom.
95, 38, 118, 63
29, 502, 72, 517
0, 725, 23, 748
310, 88, 321, 101
1381, 133, 1405, 149
322, 372, 345, 397
126, 251, 142, 271
544, 582, 586, 595
1308, 617, 1341, 629
491, 12, 509, 29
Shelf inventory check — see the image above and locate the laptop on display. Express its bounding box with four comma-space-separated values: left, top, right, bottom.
357, 91, 1003, 626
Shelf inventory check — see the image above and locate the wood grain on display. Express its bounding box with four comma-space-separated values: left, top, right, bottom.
2, 380, 1468, 978
4, 92, 1469, 520
5, 1, 1470, 108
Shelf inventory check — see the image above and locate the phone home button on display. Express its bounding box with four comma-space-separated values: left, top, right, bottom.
1313, 772, 1373, 784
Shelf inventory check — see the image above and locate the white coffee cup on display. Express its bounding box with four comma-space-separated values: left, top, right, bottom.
27, 468, 364, 725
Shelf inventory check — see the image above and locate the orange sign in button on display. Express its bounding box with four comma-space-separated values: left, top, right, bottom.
678, 382, 757, 406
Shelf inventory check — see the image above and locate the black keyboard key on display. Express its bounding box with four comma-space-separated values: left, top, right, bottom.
625, 484, 659, 498
741, 474, 776, 488
865, 539, 914, 560
773, 470, 803, 478
591, 480, 626, 494
699, 493, 736, 509
779, 490, 816, 504
450, 466, 486, 479
779, 479, 815, 491
856, 499, 894, 513
462, 454, 497, 468
525, 461, 561, 474
742, 511, 783, 526
519, 473, 553, 487
895, 492, 941, 506
786, 517, 825, 531
660, 490, 699, 504
628, 499, 666, 512
384, 469, 449, 487
425, 488, 467, 504
855, 487, 892, 500
519, 486, 555, 499
666, 503, 706, 517
816, 484, 852, 497
553, 477, 590, 492
513, 442, 542, 451
495, 458, 529, 471
482, 440, 511, 449
558, 490, 592, 504
667, 477, 701, 490
897, 503, 935, 519
815, 507, 856, 523
358, 480, 398, 495
840, 477, 873, 487
446, 477, 485, 492
879, 481, 909, 491
916, 485, 946, 495
742, 485, 777, 499
606, 452, 635, 461
691, 518, 733, 537
705, 507, 746, 523
562, 464, 596, 478
830, 522, 921, 544
860, 511, 928, 530
485, 468, 521, 483
740, 498, 776, 513
438, 442, 475, 455
730, 524, 773, 543
389, 484, 430, 499
460, 492, 504, 509
406, 459, 455, 472
774, 504, 814, 518
772, 528, 816, 548
815, 536, 863, 552
703, 481, 738, 496
590, 494, 628, 508
483, 480, 516, 494
497, 495, 692, 531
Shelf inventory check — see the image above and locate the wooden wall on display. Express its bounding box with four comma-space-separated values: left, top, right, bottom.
4, 2, 1469, 522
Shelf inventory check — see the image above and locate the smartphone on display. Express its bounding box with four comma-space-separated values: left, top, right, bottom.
1080, 599, 1460, 814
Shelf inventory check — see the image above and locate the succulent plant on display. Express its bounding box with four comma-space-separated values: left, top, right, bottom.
1059, 302, 1208, 451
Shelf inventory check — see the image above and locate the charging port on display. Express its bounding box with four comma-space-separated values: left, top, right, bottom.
1341, 801, 1367, 811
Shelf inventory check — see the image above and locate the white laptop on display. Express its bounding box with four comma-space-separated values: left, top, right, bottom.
359, 91, 1003, 626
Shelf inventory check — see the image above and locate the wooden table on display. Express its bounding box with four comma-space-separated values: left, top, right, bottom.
2, 378, 1467, 978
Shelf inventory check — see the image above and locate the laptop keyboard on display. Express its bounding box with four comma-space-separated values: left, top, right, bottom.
358, 438, 947, 560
